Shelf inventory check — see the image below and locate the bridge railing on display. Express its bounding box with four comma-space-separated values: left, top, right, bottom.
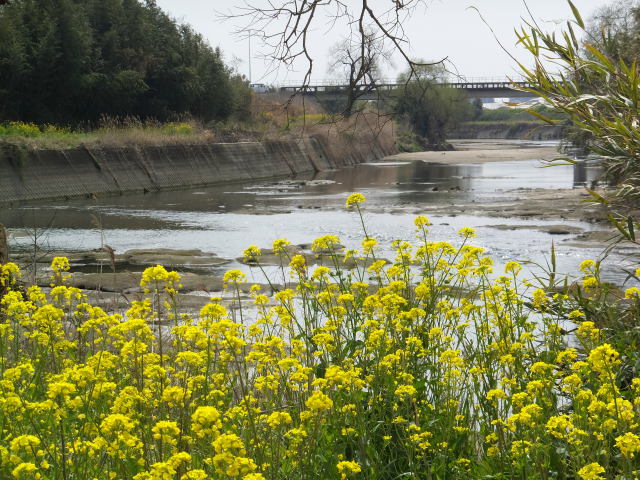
274, 76, 532, 87
277, 80, 537, 95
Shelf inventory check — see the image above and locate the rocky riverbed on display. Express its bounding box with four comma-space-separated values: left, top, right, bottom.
3, 140, 638, 315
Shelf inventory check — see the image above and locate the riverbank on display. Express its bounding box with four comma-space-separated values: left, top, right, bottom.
0, 131, 395, 205
450, 121, 563, 140
383, 142, 611, 224
5, 139, 635, 310
388, 141, 560, 165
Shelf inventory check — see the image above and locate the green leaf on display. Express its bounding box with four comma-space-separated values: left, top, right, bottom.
586, 188, 611, 205
551, 241, 556, 272
567, 22, 579, 49
541, 156, 577, 167
568, 0, 585, 29
584, 44, 615, 70
526, 108, 556, 124
608, 214, 632, 240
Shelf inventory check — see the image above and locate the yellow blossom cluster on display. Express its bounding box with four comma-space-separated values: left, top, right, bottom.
0, 195, 639, 479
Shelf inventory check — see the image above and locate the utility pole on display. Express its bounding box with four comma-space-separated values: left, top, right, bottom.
248, 30, 252, 82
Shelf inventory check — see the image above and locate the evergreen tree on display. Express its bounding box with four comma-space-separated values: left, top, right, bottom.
0, 0, 249, 125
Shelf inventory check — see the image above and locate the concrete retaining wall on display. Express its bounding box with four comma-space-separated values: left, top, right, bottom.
0, 136, 392, 204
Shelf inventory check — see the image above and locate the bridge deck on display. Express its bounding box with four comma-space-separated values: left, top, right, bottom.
278, 81, 538, 98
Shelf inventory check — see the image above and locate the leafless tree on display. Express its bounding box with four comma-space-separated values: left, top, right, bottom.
327, 33, 392, 117
219, 0, 446, 88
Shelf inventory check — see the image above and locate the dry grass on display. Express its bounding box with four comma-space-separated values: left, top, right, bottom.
248, 93, 397, 156
1, 95, 396, 153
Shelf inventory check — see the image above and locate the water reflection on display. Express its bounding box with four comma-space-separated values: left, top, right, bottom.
0, 151, 617, 283
2, 157, 600, 230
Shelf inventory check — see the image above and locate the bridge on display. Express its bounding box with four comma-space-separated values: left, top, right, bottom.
278, 79, 539, 101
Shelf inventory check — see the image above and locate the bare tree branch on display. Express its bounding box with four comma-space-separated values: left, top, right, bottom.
218, 0, 445, 88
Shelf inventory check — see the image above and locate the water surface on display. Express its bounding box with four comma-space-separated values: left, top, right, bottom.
2, 141, 630, 285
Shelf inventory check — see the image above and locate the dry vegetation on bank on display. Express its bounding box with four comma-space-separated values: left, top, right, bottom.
0, 95, 396, 153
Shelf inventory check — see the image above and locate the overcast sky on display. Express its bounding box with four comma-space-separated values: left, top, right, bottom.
156, 0, 606, 84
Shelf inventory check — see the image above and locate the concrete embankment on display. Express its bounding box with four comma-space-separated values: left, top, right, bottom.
450, 122, 563, 140
0, 136, 392, 204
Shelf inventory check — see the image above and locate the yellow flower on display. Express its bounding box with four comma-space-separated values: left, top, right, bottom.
459, 227, 476, 238
0, 262, 20, 286
504, 261, 522, 275
213, 433, 246, 455
509, 403, 543, 426
51, 256, 70, 272
576, 321, 599, 341
285, 428, 308, 446
10, 435, 41, 453
181, 470, 208, 480
162, 386, 187, 407
242, 245, 261, 263
616, 432, 640, 458
361, 237, 378, 254
305, 390, 333, 412
47, 381, 76, 400
486, 389, 506, 402
337, 460, 361, 478
414, 215, 431, 228
568, 309, 585, 319
265, 411, 293, 428
272, 238, 291, 254
439, 349, 464, 367
345, 193, 366, 209
11, 463, 40, 479
546, 415, 573, 439
140, 265, 169, 285
394, 384, 417, 400
625, 287, 640, 299
530, 361, 555, 375
191, 406, 222, 438
531, 288, 549, 310
556, 348, 577, 364
367, 259, 387, 275
511, 440, 532, 456
311, 235, 341, 252
588, 343, 620, 374
243, 474, 266, 480
583, 276, 598, 289
223, 269, 246, 284
579, 259, 596, 274
577, 462, 605, 480
199, 303, 228, 321
152, 421, 181, 445
289, 254, 307, 276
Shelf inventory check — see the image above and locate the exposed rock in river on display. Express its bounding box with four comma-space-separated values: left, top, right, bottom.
488, 224, 584, 235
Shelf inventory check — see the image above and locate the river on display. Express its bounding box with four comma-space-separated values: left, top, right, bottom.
1, 140, 635, 286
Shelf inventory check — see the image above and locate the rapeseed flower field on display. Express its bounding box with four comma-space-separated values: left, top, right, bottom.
0, 194, 639, 479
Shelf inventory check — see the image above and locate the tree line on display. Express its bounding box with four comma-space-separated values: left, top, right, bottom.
0, 0, 250, 126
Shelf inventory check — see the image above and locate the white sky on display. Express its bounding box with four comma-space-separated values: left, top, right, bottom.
156, 0, 606, 84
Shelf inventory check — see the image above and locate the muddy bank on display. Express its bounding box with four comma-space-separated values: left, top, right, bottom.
410, 188, 607, 222
9, 242, 387, 306
0, 134, 394, 205
381, 142, 609, 223
386, 144, 560, 165
450, 122, 563, 140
